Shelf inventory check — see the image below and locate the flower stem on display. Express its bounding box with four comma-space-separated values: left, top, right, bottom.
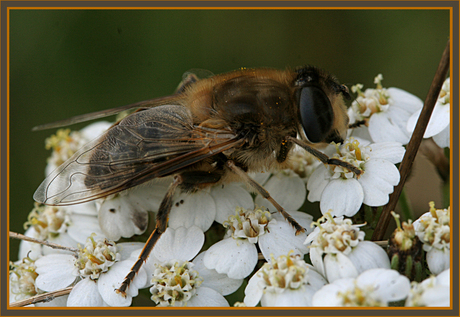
372, 39, 450, 241
442, 181, 450, 209
9, 231, 79, 253
9, 287, 73, 307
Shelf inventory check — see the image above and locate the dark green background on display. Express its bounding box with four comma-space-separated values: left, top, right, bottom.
9, 9, 450, 259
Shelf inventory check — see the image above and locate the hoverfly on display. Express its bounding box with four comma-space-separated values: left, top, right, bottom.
33, 66, 361, 295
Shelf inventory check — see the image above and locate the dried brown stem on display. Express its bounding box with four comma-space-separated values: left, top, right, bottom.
9, 232, 79, 253
9, 287, 73, 307
372, 40, 450, 241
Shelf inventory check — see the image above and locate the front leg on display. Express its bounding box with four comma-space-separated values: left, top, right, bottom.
225, 160, 305, 235
287, 136, 363, 176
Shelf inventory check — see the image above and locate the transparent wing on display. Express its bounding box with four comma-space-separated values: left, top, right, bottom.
32, 95, 184, 131
34, 104, 240, 206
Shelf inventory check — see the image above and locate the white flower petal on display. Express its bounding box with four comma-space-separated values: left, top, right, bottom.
360, 159, 400, 206
320, 178, 364, 217
407, 102, 450, 138
387, 87, 423, 113
98, 196, 149, 241
437, 268, 450, 286
432, 124, 450, 148
356, 268, 410, 302
67, 214, 106, 244
312, 278, 355, 306
66, 201, 98, 216
348, 125, 373, 143
368, 112, 410, 144
124, 179, 171, 211
308, 242, 326, 277
169, 191, 216, 231
307, 266, 328, 289
260, 288, 310, 306
259, 220, 309, 260
186, 286, 229, 307
425, 102, 450, 137
211, 183, 254, 224
346, 241, 391, 273
67, 278, 107, 307
306, 165, 330, 202
323, 253, 359, 282
386, 103, 416, 137
244, 271, 265, 306
203, 238, 258, 279
255, 170, 306, 211
368, 142, 405, 164
116, 242, 145, 261
193, 252, 243, 296
420, 285, 450, 307
426, 248, 450, 275
153, 226, 204, 262
97, 260, 146, 307
35, 254, 77, 291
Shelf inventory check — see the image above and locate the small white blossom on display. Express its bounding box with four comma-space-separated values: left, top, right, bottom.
305, 214, 390, 282
203, 207, 313, 279
9, 256, 39, 303
9, 256, 69, 306
312, 268, 411, 306
142, 226, 240, 307
407, 78, 450, 148
19, 202, 103, 260
34, 234, 147, 307
413, 202, 450, 275
307, 137, 404, 217
405, 268, 450, 307
244, 253, 327, 306
348, 74, 423, 144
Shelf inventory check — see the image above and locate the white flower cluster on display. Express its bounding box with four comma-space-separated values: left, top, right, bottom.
414, 202, 450, 275
307, 137, 405, 217
348, 74, 423, 145
10, 72, 451, 308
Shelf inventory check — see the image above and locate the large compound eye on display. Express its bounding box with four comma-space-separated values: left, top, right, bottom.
299, 86, 334, 143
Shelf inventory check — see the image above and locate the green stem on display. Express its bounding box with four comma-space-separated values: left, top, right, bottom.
442, 181, 450, 209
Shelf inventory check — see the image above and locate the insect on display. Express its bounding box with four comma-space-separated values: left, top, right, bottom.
33, 66, 362, 296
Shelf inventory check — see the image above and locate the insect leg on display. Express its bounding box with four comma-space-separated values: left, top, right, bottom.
116, 175, 183, 296
348, 119, 367, 129
287, 136, 363, 176
225, 160, 305, 235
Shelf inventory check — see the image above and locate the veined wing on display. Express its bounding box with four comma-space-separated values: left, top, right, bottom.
34, 104, 241, 206
31, 95, 184, 131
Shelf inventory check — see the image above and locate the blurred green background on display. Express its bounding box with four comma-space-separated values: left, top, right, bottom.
9, 9, 450, 259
